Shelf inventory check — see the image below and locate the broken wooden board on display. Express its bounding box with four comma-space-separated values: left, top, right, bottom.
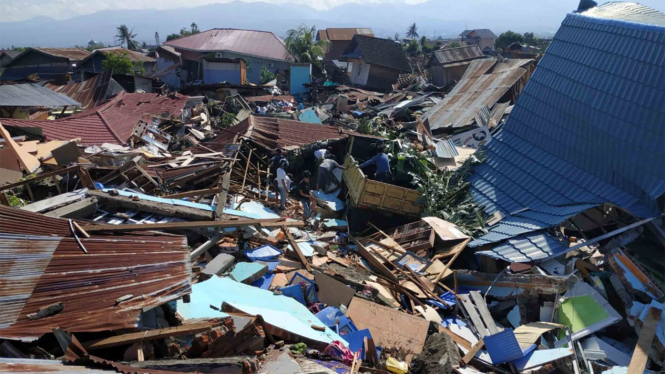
314, 271, 356, 308
513, 322, 562, 349
0, 121, 40, 173
346, 297, 429, 362
354, 236, 398, 282
83, 321, 221, 350
627, 307, 662, 374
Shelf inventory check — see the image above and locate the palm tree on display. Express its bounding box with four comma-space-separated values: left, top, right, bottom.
191, 23, 200, 34
284, 25, 328, 66
406, 23, 419, 39
116, 25, 138, 50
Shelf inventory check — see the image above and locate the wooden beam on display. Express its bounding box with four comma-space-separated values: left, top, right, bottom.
215, 171, 231, 219
627, 307, 662, 374
353, 235, 399, 282
462, 339, 484, 364
162, 187, 222, 199
283, 225, 312, 272
83, 321, 221, 350
439, 325, 472, 351
0, 165, 80, 192
434, 238, 470, 284
83, 219, 304, 233
241, 148, 253, 191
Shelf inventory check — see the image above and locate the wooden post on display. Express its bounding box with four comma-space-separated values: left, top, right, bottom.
241, 148, 253, 191
282, 225, 312, 272
0, 192, 9, 206
25, 183, 35, 202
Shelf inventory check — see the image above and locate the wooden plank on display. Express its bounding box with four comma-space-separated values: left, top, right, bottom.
469, 291, 498, 335
241, 148, 253, 191
215, 171, 231, 219
283, 225, 312, 272
458, 294, 488, 338
162, 187, 222, 199
0, 165, 80, 192
434, 238, 470, 283
353, 235, 398, 282
438, 325, 472, 351
627, 307, 662, 374
72, 221, 90, 238
21, 189, 89, 213
84, 219, 304, 233
462, 339, 484, 365
83, 321, 220, 350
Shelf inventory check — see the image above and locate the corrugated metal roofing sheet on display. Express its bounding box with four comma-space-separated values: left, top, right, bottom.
433, 138, 459, 159
1, 91, 189, 146
45, 70, 113, 109
423, 58, 532, 130
165, 28, 294, 62
34, 48, 91, 62
468, 3, 665, 247
476, 231, 570, 262
0, 205, 191, 341
430, 45, 485, 66
343, 35, 412, 73
0, 83, 81, 108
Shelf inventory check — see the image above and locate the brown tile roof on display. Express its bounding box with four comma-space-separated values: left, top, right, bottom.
1, 91, 189, 146
96, 47, 156, 62
318, 28, 374, 41
33, 48, 91, 62
165, 28, 294, 62
0, 205, 191, 341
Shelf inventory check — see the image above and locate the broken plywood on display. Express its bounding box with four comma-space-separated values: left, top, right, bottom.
346, 297, 429, 362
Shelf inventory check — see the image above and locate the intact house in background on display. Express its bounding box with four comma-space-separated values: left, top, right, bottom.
426, 45, 487, 87
77, 47, 157, 79
0, 48, 91, 81
459, 29, 497, 52
147, 45, 183, 90
0, 50, 20, 68
342, 35, 412, 91
317, 28, 374, 61
164, 28, 295, 85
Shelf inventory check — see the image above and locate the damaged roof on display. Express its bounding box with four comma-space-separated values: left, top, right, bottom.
469, 2, 665, 247
318, 28, 374, 41
0, 205, 191, 341
342, 35, 412, 73
1, 91, 189, 146
423, 58, 532, 130
45, 70, 114, 109
428, 45, 485, 67
84, 48, 156, 63
215, 115, 350, 151
165, 28, 294, 62
459, 29, 497, 39
32, 48, 91, 62
0, 82, 82, 108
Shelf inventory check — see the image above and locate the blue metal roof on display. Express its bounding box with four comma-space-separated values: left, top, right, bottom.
476, 231, 570, 263
469, 3, 665, 247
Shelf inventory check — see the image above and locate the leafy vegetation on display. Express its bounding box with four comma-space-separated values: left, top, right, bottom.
259, 65, 276, 85
445, 41, 461, 49
116, 25, 138, 50
285, 25, 328, 66
406, 23, 419, 39
166, 23, 201, 41
86, 41, 106, 51
496, 30, 524, 51
102, 52, 135, 74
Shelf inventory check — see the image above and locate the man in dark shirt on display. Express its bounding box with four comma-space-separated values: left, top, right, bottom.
317, 156, 346, 192
360, 147, 391, 183
298, 170, 316, 221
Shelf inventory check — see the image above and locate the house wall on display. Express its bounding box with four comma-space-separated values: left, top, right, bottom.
478, 38, 495, 51
366, 64, 401, 91
155, 57, 181, 90
430, 63, 471, 87
0, 50, 71, 81
203, 60, 243, 84
348, 58, 370, 86
221, 51, 291, 84
290, 64, 311, 95
134, 76, 153, 93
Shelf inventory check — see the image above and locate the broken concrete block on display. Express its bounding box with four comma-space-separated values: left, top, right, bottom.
229, 262, 268, 284
203, 253, 235, 276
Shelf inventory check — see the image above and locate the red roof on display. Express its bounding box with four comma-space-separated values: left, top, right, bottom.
165, 28, 294, 62
1, 91, 188, 146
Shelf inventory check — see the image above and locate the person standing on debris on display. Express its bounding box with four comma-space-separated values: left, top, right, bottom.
359, 146, 391, 183
299, 170, 316, 221
276, 159, 290, 211
317, 155, 346, 192
269, 149, 286, 191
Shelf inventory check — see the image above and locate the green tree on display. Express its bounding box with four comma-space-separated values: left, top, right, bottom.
86, 42, 106, 51
406, 23, 419, 39
260, 65, 276, 85
166, 22, 201, 41
116, 25, 138, 50
102, 52, 134, 74
166, 33, 182, 41
523, 32, 538, 46
285, 25, 328, 66
446, 41, 461, 49
404, 39, 421, 55
496, 30, 523, 51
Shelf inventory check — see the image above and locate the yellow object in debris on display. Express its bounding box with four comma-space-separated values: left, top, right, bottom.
386, 357, 408, 374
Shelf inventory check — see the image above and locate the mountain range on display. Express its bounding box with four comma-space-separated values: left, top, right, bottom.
0, 0, 663, 48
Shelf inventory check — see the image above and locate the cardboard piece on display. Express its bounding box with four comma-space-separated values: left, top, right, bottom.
314, 271, 356, 308
0, 121, 40, 173
513, 322, 562, 349
346, 297, 429, 362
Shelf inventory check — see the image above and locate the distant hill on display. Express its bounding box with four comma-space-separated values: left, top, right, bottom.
0, 0, 662, 48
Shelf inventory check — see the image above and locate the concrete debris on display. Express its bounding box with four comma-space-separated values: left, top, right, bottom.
0, 4, 663, 374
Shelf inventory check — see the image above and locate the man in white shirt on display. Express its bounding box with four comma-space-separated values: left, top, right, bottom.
275, 159, 289, 211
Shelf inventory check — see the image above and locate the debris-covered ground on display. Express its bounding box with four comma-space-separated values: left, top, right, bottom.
0, 2, 664, 374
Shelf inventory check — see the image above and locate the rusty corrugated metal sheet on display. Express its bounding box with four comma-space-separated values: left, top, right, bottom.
35, 48, 91, 62
165, 29, 294, 62
424, 58, 533, 130
45, 70, 113, 109
319, 28, 374, 41
430, 45, 485, 66
0, 205, 191, 341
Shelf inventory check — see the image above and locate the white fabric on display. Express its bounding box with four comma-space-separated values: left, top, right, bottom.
314, 149, 327, 160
